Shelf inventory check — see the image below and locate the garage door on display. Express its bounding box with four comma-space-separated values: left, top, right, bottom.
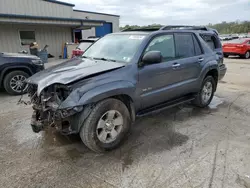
95, 23, 112, 37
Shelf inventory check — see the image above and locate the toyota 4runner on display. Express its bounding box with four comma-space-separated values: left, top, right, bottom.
26, 26, 227, 152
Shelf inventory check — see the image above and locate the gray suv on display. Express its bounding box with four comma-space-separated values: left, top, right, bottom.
26, 26, 227, 152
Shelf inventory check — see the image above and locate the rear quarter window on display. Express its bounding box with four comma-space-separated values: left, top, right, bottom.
200, 34, 221, 50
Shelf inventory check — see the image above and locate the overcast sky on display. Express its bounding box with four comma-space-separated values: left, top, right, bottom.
65, 0, 250, 26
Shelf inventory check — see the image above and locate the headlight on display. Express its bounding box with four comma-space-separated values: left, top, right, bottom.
31, 59, 43, 65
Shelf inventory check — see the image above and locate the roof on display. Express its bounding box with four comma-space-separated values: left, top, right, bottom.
43, 0, 75, 7
122, 25, 218, 35
0, 13, 106, 23
73, 9, 120, 17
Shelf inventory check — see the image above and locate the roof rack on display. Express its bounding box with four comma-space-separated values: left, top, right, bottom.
160, 25, 208, 31
121, 26, 162, 32
122, 25, 218, 35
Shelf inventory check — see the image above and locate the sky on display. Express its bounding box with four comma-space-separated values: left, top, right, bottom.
65, 0, 250, 26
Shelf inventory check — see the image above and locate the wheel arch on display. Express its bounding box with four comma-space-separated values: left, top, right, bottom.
0, 66, 33, 87
205, 69, 218, 91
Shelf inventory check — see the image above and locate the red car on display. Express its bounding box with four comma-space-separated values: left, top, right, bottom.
223, 38, 250, 59
71, 38, 99, 58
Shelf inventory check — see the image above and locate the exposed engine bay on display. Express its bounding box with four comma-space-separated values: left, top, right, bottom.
28, 84, 84, 134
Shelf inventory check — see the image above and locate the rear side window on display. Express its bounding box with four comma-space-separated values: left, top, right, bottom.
174, 33, 195, 58
200, 34, 221, 50
192, 34, 203, 55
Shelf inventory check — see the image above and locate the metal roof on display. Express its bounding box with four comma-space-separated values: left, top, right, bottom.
73, 9, 120, 17
0, 14, 106, 23
43, 0, 75, 7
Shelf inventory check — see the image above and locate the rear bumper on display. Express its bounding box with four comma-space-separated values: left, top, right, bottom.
219, 64, 227, 80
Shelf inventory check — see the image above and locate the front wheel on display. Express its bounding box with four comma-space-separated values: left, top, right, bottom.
224, 54, 229, 58
193, 76, 216, 108
80, 98, 131, 153
3, 70, 29, 95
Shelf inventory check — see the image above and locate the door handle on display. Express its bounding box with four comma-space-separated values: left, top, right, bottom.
198, 58, 204, 62
172, 63, 180, 69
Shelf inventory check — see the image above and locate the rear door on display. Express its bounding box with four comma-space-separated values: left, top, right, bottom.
173, 33, 204, 93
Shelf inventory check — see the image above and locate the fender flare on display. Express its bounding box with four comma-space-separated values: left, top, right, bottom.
198, 60, 219, 87
63, 81, 136, 132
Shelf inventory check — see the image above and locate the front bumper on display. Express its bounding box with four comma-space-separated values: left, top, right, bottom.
219, 64, 227, 80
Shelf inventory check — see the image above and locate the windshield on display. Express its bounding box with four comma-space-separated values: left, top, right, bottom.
229, 39, 247, 44
77, 42, 93, 51
83, 34, 146, 62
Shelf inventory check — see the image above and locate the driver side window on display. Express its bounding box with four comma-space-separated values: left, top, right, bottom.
145, 34, 175, 61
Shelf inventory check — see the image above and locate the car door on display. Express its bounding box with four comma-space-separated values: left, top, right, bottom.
138, 34, 183, 109
173, 33, 204, 93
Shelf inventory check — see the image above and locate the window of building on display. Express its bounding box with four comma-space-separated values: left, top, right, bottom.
175, 33, 195, 58
145, 34, 175, 61
19, 31, 36, 45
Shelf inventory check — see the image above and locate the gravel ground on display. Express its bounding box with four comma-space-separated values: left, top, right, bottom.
1, 58, 250, 188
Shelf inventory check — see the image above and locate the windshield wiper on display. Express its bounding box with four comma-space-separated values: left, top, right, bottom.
93, 57, 116, 62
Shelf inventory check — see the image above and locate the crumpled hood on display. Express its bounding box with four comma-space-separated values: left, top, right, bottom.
1, 52, 39, 59
26, 58, 126, 95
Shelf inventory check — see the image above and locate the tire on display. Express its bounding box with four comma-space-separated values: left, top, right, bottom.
80, 98, 131, 153
224, 54, 229, 58
193, 76, 216, 108
3, 70, 29, 95
244, 51, 250, 59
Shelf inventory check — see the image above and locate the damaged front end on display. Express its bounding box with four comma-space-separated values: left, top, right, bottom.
28, 84, 85, 135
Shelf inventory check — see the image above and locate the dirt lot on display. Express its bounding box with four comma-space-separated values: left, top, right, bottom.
1, 58, 250, 188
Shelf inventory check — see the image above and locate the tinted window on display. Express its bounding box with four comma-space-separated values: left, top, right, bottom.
145, 34, 175, 61
192, 34, 203, 55
175, 33, 195, 58
200, 34, 221, 50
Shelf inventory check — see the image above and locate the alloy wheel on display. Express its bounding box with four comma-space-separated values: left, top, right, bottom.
96, 110, 124, 144
201, 81, 213, 104
10, 75, 28, 93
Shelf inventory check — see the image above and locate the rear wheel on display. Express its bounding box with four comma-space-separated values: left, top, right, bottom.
223, 54, 229, 58
194, 76, 216, 108
244, 51, 250, 59
80, 98, 131, 153
3, 71, 29, 95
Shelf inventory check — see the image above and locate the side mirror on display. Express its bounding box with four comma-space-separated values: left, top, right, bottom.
142, 51, 162, 65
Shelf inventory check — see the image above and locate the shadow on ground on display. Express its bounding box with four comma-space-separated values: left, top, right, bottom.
34, 99, 225, 171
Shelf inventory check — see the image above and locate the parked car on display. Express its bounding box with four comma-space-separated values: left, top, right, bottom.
26, 26, 226, 152
71, 38, 99, 58
223, 38, 250, 58
0, 52, 44, 95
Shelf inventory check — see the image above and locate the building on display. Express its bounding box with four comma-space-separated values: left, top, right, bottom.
0, 0, 120, 58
